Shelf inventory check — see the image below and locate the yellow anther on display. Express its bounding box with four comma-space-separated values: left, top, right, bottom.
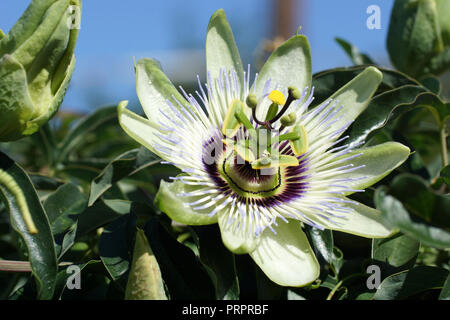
268, 90, 286, 105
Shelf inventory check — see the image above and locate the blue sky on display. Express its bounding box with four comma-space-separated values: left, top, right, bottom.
1, 0, 394, 112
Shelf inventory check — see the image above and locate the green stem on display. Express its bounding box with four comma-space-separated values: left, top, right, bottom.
440, 125, 448, 167
326, 273, 366, 300
0, 260, 73, 273
0, 260, 32, 272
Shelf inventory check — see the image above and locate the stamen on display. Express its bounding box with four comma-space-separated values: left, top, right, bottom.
268, 90, 286, 105
269, 86, 301, 124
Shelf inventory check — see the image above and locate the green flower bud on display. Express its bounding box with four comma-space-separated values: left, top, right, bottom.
125, 229, 167, 300
280, 112, 297, 127
288, 86, 301, 100
0, 0, 81, 141
246, 93, 258, 109
387, 0, 450, 77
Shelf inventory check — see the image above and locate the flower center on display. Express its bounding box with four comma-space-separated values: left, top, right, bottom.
219, 151, 282, 198
202, 87, 312, 207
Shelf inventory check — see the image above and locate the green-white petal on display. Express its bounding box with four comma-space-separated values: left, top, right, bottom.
254, 35, 312, 97
332, 142, 411, 194
154, 179, 218, 226
206, 9, 244, 95
135, 58, 192, 125
249, 220, 320, 287
310, 66, 382, 140
218, 211, 260, 254
327, 199, 394, 238
117, 100, 165, 158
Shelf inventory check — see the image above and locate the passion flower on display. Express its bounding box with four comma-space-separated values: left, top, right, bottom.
118, 9, 410, 286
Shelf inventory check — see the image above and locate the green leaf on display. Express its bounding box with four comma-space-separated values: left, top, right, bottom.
206, 9, 244, 97
43, 183, 88, 258
0, 151, 57, 299
54, 260, 100, 299
125, 228, 167, 300
375, 187, 450, 249
334, 37, 375, 65
439, 275, 450, 300
44, 183, 87, 234
372, 233, 420, 276
76, 199, 147, 236
29, 174, 64, 192
56, 105, 119, 162
154, 179, 218, 226
305, 226, 334, 265
144, 217, 215, 299
420, 75, 441, 94
89, 147, 159, 205
347, 85, 427, 147
255, 35, 312, 97
435, 165, 450, 187
191, 225, 239, 300
373, 266, 449, 300
312, 66, 420, 107
99, 214, 136, 281
389, 174, 450, 228
400, 91, 450, 127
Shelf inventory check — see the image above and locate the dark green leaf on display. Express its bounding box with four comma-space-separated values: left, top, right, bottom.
372, 233, 420, 276
144, 217, 215, 299
44, 183, 88, 234
43, 183, 88, 258
0, 151, 57, 299
375, 187, 450, 249
312, 66, 420, 107
76, 199, 148, 236
334, 37, 375, 65
435, 165, 450, 187
348, 85, 426, 147
439, 275, 450, 300
420, 75, 441, 94
191, 225, 239, 300
99, 214, 136, 281
373, 266, 449, 300
54, 260, 100, 299
56, 106, 118, 163
88, 147, 159, 205
389, 174, 450, 228
29, 174, 64, 192
305, 226, 334, 266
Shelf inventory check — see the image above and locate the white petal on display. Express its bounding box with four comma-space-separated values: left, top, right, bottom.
117, 101, 164, 157
218, 210, 260, 254
329, 199, 394, 238
250, 220, 320, 287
